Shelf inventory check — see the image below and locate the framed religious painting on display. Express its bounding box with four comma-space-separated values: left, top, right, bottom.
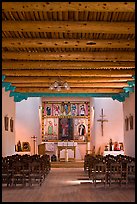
78, 103, 88, 116
125, 117, 129, 131
22, 142, 30, 152
10, 117, 14, 132
52, 103, 62, 116
71, 103, 78, 116
44, 118, 59, 141
4, 116, 9, 131
59, 118, 73, 140
61, 102, 71, 116
129, 114, 133, 130
44, 102, 52, 116
73, 118, 88, 141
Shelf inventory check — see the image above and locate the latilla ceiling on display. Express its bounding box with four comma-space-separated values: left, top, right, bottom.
2, 2, 135, 102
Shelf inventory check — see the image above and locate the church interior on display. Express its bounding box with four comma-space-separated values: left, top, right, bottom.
2, 2, 135, 202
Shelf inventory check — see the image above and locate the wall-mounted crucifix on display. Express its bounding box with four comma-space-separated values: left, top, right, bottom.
97, 108, 108, 136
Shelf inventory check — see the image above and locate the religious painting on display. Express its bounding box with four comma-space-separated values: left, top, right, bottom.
10, 118, 13, 132
129, 114, 133, 130
22, 142, 30, 152
125, 117, 129, 131
52, 103, 61, 116
44, 103, 52, 116
78, 103, 88, 116
71, 103, 78, 116
59, 118, 73, 140
73, 118, 88, 141
4, 116, 9, 131
62, 102, 71, 116
44, 118, 58, 140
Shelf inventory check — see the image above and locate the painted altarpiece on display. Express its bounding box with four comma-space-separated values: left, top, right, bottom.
42, 101, 90, 142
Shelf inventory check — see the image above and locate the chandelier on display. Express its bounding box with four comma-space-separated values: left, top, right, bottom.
49, 81, 70, 91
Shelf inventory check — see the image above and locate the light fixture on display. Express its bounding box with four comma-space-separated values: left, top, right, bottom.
49, 80, 70, 91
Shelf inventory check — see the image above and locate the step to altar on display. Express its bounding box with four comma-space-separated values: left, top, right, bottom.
51, 160, 84, 168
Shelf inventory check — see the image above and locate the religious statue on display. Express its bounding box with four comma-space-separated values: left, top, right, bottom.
17, 140, 22, 152
109, 138, 113, 151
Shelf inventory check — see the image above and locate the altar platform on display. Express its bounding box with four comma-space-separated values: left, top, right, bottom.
51, 160, 84, 168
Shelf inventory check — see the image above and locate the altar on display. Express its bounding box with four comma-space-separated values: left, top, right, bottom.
57, 142, 77, 162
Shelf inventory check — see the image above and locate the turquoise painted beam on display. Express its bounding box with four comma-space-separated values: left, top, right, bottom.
21, 92, 116, 98
11, 92, 125, 102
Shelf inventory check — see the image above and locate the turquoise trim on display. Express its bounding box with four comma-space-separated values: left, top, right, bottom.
2, 82, 16, 92
20, 92, 116, 97
2, 77, 135, 102
2, 82, 11, 88
2, 75, 6, 82
123, 87, 134, 93
127, 80, 135, 87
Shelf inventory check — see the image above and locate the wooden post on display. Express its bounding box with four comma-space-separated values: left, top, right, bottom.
31, 135, 37, 154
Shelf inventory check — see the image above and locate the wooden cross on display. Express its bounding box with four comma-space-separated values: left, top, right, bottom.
97, 108, 108, 136
31, 135, 37, 154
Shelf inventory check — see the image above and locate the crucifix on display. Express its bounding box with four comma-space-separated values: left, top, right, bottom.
31, 135, 37, 154
97, 108, 108, 136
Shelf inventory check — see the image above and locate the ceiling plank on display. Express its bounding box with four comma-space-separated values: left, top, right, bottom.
2, 38, 135, 49
14, 87, 124, 93
12, 82, 129, 88
2, 2, 135, 12
4, 76, 134, 83
2, 61, 135, 69
2, 69, 135, 77
2, 21, 135, 34
2, 51, 135, 61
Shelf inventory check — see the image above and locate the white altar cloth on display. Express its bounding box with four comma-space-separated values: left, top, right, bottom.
103, 150, 124, 156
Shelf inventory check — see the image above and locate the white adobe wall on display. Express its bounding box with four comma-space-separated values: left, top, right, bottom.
123, 91, 135, 157
15, 97, 42, 155
2, 88, 16, 157
92, 97, 124, 155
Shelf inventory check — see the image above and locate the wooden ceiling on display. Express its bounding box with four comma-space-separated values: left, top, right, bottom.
2, 2, 135, 102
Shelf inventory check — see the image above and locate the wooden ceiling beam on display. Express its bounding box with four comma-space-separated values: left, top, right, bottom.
14, 87, 124, 93
2, 61, 135, 70
2, 21, 135, 34
2, 38, 134, 49
12, 82, 129, 88
2, 69, 135, 77
2, 2, 135, 12
2, 51, 135, 61
4, 76, 134, 83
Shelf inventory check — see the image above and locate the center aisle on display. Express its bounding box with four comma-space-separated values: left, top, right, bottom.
2, 168, 135, 202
